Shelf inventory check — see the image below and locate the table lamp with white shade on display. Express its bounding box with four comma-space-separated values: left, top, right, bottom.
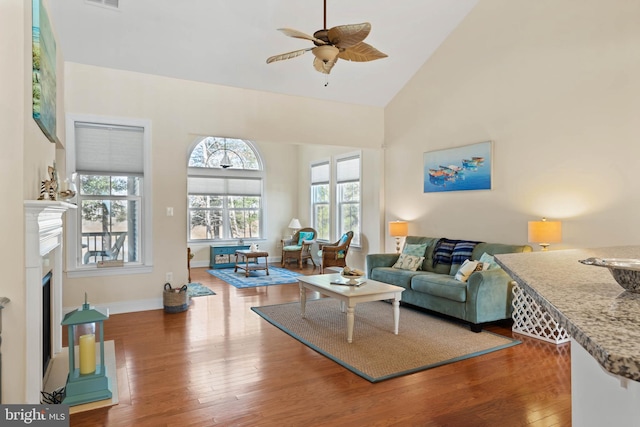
288, 218, 302, 236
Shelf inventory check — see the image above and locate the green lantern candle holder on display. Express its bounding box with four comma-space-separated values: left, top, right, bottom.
61, 294, 111, 406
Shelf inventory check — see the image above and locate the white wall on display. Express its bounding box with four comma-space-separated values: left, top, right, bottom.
384, 0, 640, 252
1, 0, 63, 403
63, 63, 384, 311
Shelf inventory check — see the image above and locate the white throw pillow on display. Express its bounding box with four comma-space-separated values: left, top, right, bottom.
454, 259, 481, 282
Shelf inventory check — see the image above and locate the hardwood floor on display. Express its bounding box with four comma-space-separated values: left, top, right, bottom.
70, 266, 571, 427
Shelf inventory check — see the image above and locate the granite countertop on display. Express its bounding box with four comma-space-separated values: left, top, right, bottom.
495, 246, 640, 382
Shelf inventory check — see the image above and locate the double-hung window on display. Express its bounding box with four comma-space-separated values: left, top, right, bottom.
311, 161, 330, 242
66, 116, 153, 275
310, 152, 361, 246
336, 154, 361, 246
187, 137, 264, 241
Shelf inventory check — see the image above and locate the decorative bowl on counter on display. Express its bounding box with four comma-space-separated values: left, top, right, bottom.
578, 258, 640, 293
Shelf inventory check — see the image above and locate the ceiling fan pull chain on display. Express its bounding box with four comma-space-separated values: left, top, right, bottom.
324, 74, 329, 87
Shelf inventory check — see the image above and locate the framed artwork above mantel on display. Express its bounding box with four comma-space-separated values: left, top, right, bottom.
423, 141, 493, 193
32, 0, 59, 144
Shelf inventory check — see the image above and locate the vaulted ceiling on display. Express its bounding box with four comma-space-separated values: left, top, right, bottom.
47, 0, 478, 107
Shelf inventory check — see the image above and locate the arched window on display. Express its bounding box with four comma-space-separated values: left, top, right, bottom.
187, 137, 264, 241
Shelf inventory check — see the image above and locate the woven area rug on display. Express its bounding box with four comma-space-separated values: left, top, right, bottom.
252, 299, 520, 382
207, 266, 302, 288
187, 282, 216, 297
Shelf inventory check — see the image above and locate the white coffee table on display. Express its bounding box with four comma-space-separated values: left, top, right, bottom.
298, 274, 405, 343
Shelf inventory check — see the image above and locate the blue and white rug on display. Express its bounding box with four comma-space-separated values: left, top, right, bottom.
207, 266, 302, 288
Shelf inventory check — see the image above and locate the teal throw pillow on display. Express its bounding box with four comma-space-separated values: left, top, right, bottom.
403, 243, 428, 257
479, 252, 500, 270
298, 231, 314, 245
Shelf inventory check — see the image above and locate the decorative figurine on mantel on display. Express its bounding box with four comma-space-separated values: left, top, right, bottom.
38, 164, 58, 200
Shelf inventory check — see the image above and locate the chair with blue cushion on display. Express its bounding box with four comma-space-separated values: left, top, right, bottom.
281, 227, 317, 268
318, 231, 354, 274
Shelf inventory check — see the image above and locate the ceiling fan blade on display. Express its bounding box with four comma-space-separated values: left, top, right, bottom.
278, 28, 327, 45
337, 42, 387, 62
327, 23, 371, 49
266, 48, 313, 64
313, 57, 337, 74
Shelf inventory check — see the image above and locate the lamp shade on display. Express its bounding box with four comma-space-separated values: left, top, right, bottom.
288, 218, 302, 229
389, 221, 408, 237
528, 218, 562, 244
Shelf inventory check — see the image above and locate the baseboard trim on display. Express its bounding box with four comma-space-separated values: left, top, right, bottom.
64, 297, 163, 316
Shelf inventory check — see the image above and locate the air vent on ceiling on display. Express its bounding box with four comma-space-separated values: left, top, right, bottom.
85, 0, 119, 10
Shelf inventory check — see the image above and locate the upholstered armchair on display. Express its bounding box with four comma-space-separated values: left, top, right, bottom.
281, 227, 317, 268
318, 231, 354, 274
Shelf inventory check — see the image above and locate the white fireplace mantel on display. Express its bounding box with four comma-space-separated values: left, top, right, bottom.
24, 200, 76, 403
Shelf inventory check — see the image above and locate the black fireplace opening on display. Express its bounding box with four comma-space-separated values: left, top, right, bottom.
42, 271, 52, 377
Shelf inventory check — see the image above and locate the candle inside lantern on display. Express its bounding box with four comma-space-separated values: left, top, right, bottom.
79, 333, 96, 374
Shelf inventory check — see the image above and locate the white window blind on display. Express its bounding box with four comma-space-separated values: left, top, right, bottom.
336, 156, 360, 183
75, 122, 144, 175
188, 176, 261, 196
311, 162, 330, 184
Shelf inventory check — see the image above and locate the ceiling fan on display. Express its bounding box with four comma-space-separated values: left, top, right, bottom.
266, 0, 387, 75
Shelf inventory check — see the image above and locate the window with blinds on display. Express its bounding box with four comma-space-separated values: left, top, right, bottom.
187, 137, 264, 241
65, 116, 152, 273
309, 153, 361, 246
336, 154, 361, 246
311, 161, 330, 241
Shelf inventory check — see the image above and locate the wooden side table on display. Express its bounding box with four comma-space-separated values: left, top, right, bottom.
234, 250, 269, 277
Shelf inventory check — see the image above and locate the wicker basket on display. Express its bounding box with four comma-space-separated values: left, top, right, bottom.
163, 283, 189, 313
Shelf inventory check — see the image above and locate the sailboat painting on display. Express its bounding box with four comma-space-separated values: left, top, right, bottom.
423, 141, 492, 193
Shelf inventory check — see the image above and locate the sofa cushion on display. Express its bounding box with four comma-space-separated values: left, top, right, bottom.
370, 267, 424, 290
392, 254, 424, 271
411, 273, 467, 302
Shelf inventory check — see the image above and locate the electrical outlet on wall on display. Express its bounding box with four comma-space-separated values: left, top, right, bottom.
166, 272, 173, 282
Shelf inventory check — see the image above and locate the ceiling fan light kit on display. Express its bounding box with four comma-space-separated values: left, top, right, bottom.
266, 0, 387, 76
312, 45, 339, 63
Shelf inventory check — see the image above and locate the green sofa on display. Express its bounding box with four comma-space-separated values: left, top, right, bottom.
366, 236, 532, 332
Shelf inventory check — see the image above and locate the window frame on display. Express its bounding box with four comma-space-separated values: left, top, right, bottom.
187, 137, 265, 243
65, 114, 153, 277
310, 160, 331, 243
335, 152, 362, 248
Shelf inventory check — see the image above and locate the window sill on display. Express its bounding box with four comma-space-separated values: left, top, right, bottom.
66, 265, 153, 278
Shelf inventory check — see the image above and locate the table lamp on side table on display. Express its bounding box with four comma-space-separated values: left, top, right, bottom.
288, 218, 302, 237
389, 221, 409, 254
528, 217, 562, 251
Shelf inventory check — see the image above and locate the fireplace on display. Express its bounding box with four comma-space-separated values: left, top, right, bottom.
24, 201, 75, 403
42, 271, 52, 376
